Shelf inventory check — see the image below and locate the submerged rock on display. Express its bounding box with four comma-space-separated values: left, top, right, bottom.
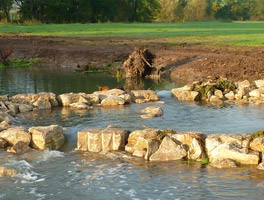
135, 99, 150, 104
77, 127, 129, 153
140, 107, 163, 118
131, 90, 159, 102
0, 166, 17, 177
69, 103, 90, 110
210, 158, 238, 169
29, 125, 65, 150
93, 89, 126, 101
19, 104, 33, 113
149, 136, 187, 161
0, 126, 31, 146
7, 141, 31, 154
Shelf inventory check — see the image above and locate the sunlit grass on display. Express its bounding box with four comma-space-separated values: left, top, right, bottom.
1, 21, 264, 46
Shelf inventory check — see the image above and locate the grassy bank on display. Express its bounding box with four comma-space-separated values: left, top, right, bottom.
1, 21, 264, 46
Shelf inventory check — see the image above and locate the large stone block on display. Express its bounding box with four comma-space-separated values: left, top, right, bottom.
206, 141, 259, 165
0, 95, 9, 102
125, 129, 160, 155
77, 128, 129, 153
0, 121, 11, 132
79, 94, 100, 105
33, 98, 52, 110
7, 102, 19, 115
149, 136, 187, 161
0, 112, 13, 124
7, 141, 31, 154
57, 93, 80, 106
19, 104, 33, 113
0, 126, 31, 146
172, 132, 205, 147
101, 95, 125, 106
11, 94, 32, 104
250, 136, 264, 152
29, 125, 65, 150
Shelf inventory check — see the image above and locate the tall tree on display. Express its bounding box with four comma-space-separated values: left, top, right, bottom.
0, 0, 13, 22
131, 0, 160, 21
250, 0, 264, 20
184, 0, 207, 21
158, 0, 179, 22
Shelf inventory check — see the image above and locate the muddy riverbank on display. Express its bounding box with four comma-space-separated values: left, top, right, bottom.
1, 35, 264, 84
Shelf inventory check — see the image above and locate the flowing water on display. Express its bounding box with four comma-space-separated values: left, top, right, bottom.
1, 68, 264, 200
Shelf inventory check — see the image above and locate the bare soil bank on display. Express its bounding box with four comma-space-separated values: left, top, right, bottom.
1, 35, 264, 84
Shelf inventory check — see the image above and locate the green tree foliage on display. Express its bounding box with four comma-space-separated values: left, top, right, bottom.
14, 0, 159, 23
0, 0, 13, 22
184, 0, 207, 21
158, 0, 264, 21
157, 0, 187, 21
1, 0, 264, 23
250, 0, 264, 20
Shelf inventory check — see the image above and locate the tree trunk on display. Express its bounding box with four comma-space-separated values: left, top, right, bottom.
4, 9, 10, 23
134, 0, 138, 20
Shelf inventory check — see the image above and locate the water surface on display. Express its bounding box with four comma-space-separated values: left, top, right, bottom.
1, 68, 264, 200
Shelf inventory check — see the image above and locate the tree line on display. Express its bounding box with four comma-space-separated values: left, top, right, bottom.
0, 0, 264, 23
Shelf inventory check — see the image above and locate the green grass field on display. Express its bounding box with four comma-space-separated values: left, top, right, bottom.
1, 21, 264, 46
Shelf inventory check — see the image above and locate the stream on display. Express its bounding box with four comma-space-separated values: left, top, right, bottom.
0, 68, 264, 200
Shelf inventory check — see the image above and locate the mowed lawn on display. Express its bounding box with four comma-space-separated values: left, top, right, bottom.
1, 21, 264, 46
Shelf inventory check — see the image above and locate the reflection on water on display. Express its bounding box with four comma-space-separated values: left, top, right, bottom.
0, 68, 178, 96
1, 68, 264, 199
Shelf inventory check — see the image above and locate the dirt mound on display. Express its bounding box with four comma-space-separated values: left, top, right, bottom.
122, 47, 155, 78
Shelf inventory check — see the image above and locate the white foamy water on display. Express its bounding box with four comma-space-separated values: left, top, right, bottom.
37, 150, 64, 162
7, 160, 44, 183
